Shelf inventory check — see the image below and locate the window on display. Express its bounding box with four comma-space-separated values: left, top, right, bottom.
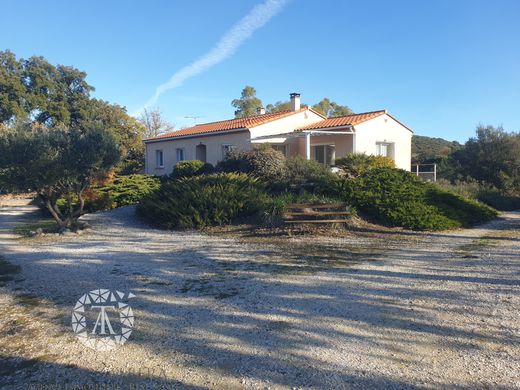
222, 144, 236, 158
176, 148, 185, 162
312, 145, 335, 166
155, 150, 164, 168
376, 142, 394, 158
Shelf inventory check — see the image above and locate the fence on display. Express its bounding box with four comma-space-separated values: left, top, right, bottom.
411, 163, 437, 182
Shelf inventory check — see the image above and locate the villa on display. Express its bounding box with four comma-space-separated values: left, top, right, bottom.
144, 93, 413, 175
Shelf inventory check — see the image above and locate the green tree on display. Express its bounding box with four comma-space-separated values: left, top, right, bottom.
0, 51, 143, 172
23, 55, 94, 127
266, 100, 292, 113
454, 125, 520, 191
231, 86, 263, 118
0, 50, 27, 123
312, 98, 353, 117
86, 100, 146, 174
0, 123, 120, 229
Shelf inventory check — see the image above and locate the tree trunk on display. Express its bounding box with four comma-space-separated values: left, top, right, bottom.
44, 198, 68, 229
73, 189, 85, 218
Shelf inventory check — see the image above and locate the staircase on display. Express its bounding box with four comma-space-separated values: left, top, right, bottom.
283, 203, 351, 225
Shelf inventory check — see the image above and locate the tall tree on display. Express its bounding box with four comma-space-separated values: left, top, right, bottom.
23, 55, 94, 127
266, 100, 292, 113
0, 123, 120, 229
0, 50, 145, 172
231, 86, 263, 118
0, 50, 27, 123
312, 98, 353, 117
138, 107, 175, 138
87, 100, 147, 174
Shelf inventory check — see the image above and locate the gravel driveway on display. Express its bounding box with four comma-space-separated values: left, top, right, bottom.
0, 199, 519, 389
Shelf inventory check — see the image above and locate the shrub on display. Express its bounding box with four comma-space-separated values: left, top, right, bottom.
171, 160, 214, 179
137, 172, 270, 229
55, 174, 161, 213
335, 153, 395, 177
341, 168, 496, 230
215, 149, 249, 173
216, 145, 286, 181
269, 157, 338, 194
436, 179, 520, 211
244, 145, 287, 181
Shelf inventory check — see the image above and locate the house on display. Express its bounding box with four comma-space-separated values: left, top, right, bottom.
144, 93, 413, 175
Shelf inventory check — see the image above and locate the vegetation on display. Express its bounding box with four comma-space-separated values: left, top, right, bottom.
0, 123, 119, 229
137, 173, 269, 229
342, 168, 497, 230
82, 174, 160, 212
0, 50, 146, 174
12, 219, 58, 237
232, 86, 263, 118
412, 135, 462, 164
216, 146, 287, 181
138, 107, 175, 138
436, 179, 520, 211
414, 126, 520, 209
311, 98, 353, 117
336, 153, 395, 177
454, 125, 520, 191
171, 160, 214, 179
141, 146, 497, 231
232, 85, 352, 118
277, 157, 338, 194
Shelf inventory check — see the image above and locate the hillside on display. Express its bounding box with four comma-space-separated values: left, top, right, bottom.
412, 135, 462, 163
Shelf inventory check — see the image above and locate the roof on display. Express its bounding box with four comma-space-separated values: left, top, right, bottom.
145, 108, 322, 142
296, 110, 387, 131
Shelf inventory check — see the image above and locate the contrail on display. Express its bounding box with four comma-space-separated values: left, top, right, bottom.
134, 0, 289, 115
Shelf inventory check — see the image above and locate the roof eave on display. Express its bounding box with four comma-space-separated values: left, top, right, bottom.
143, 127, 249, 143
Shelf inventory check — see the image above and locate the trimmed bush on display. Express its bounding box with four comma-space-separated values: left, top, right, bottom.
137, 172, 270, 229
341, 168, 497, 230
171, 160, 214, 179
271, 157, 338, 194
245, 146, 287, 181
335, 153, 395, 177
216, 145, 286, 181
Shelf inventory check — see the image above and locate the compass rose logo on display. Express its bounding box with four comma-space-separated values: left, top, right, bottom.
71, 289, 136, 351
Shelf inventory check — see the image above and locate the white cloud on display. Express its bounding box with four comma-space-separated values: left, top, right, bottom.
134, 0, 288, 116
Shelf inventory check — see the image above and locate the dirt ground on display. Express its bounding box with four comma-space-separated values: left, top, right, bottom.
0, 197, 519, 389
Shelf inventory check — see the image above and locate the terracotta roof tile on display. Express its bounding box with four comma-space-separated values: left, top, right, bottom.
145, 108, 311, 142
296, 110, 387, 131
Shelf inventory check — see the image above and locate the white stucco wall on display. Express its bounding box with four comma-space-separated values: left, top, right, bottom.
249, 109, 324, 139
353, 114, 413, 170
144, 130, 251, 175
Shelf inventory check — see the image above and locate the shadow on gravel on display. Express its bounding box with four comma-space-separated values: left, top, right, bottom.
0, 354, 205, 389
0, 206, 519, 388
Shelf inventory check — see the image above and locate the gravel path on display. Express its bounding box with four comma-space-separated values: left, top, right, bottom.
0, 199, 519, 389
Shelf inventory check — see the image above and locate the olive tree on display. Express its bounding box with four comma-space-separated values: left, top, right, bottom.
0, 123, 119, 229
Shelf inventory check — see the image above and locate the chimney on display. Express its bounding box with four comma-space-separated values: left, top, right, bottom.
290, 92, 301, 111
256, 107, 265, 115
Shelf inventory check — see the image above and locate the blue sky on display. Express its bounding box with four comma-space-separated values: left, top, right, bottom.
1, 0, 519, 142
